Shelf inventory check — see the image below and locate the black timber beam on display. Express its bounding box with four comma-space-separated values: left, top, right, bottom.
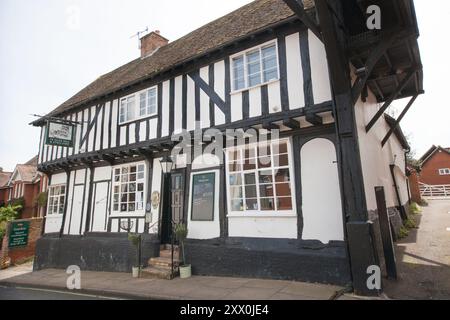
262, 122, 279, 130
351, 35, 397, 104
315, 0, 379, 296
283, 118, 301, 129
305, 113, 323, 126
381, 95, 418, 147
365, 69, 416, 133
282, 0, 321, 40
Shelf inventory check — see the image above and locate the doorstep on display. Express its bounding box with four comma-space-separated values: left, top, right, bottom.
0, 268, 357, 300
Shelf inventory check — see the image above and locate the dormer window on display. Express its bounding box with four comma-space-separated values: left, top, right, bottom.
231, 41, 279, 92
119, 86, 158, 124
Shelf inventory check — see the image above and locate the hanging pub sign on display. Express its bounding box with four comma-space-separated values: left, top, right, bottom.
191, 173, 215, 221
45, 120, 76, 147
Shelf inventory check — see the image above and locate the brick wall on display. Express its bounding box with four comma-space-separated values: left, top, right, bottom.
409, 169, 422, 203
420, 151, 450, 185
0, 218, 43, 269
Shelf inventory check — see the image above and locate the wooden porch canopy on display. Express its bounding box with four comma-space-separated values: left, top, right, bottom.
283, 0, 423, 141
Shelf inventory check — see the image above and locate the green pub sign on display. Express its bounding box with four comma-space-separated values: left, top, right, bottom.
45, 120, 76, 148
8, 221, 30, 248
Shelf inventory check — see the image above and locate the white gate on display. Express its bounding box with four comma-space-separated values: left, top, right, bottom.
419, 183, 450, 199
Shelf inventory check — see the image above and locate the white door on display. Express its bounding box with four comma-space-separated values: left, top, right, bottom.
69, 185, 84, 235
91, 182, 109, 232
301, 138, 344, 243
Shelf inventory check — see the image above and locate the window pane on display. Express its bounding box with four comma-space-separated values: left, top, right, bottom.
274, 168, 290, 183
273, 154, 289, 167
130, 174, 136, 182
277, 197, 292, 210
148, 89, 157, 114
273, 141, 288, 155
137, 183, 144, 192
130, 166, 136, 173
243, 159, 256, 170
129, 183, 136, 192
229, 174, 242, 186
244, 147, 256, 159
228, 150, 240, 162
230, 186, 243, 199
248, 73, 261, 87
129, 193, 136, 202
275, 183, 291, 197
120, 204, 127, 212
229, 162, 241, 172
258, 156, 272, 168
259, 184, 274, 197
113, 204, 119, 211
121, 184, 128, 193
259, 170, 273, 183
231, 199, 244, 211
262, 45, 278, 82
260, 198, 275, 211
233, 56, 245, 91
246, 198, 258, 210
244, 173, 256, 185
245, 185, 257, 198
258, 145, 271, 157
140, 92, 146, 116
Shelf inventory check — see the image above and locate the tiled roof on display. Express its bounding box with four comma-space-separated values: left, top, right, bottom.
44, 0, 295, 118
0, 172, 12, 188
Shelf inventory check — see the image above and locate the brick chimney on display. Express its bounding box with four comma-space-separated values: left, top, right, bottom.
140, 30, 169, 58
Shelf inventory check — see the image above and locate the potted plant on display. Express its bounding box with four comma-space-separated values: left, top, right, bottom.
174, 223, 191, 278
128, 233, 142, 278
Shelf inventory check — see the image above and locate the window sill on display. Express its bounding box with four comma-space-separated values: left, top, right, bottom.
230, 79, 280, 96
227, 212, 297, 218
110, 212, 145, 218
118, 114, 158, 127
45, 214, 63, 218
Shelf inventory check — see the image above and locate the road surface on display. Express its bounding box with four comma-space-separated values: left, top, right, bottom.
0, 285, 120, 300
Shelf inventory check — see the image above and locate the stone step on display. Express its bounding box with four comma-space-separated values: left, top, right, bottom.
149, 257, 180, 268
140, 266, 178, 280
160, 249, 180, 259
160, 244, 179, 251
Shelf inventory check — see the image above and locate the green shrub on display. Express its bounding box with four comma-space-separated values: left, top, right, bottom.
35, 191, 48, 208
0, 205, 21, 241
404, 218, 417, 229
409, 202, 422, 215
418, 199, 428, 207
398, 227, 409, 239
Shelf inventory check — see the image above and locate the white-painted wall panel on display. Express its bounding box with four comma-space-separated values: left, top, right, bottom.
110, 100, 118, 148
309, 30, 332, 104
75, 169, 86, 185
91, 182, 109, 232
74, 111, 82, 154
231, 92, 242, 122
94, 166, 111, 182
95, 107, 103, 151
102, 102, 110, 149
214, 60, 226, 125
149, 118, 158, 140
286, 32, 304, 110
149, 158, 162, 234
228, 217, 297, 239
120, 126, 126, 146
69, 185, 84, 235
200, 67, 210, 129
88, 106, 96, 152
129, 123, 136, 144
186, 77, 196, 131
248, 86, 262, 118
139, 121, 146, 142
267, 81, 282, 114
174, 76, 183, 133
161, 80, 170, 137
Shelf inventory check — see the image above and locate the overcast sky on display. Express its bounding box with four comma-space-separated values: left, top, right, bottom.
0, 0, 448, 171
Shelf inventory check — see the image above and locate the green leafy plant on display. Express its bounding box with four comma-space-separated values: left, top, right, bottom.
128, 233, 141, 268
418, 199, 428, 207
174, 223, 188, 267
8, 198, 25, 217
35, 191, 48, 208
398, 226, 409, 239
404, 218, 417, 229
409, 202, 422, 215
0, 205, 21, 241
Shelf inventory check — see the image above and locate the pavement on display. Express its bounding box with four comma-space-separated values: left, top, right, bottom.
0, 264, 367, 300
384, 199, 450, 300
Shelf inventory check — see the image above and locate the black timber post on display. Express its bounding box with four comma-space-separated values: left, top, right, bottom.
375, 186, 397, 280
315, 0, 380, 296
84, 166, 95, 235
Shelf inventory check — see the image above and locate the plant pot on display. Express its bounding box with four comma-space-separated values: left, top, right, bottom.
132, 266, 140, 278
179, 264, 191, 279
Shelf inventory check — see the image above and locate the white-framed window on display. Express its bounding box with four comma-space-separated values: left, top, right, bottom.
119, 86, 158, 124
47, 185, 66, 215
231, 41, 279, 92
438, 168, 450, 175
225, 139, 294, 214
112, 162, 146, 213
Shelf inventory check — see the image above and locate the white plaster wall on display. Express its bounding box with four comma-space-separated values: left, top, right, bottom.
200, 66, 210, 128
94, 166, 111, 182
309, 30, 332, 104
162, 80, 170, 137
214, 60, 226, 125
301, 138, 344, 243
354, 86, 404, 210
228, 216, 297, 239
286, 32, 304, 110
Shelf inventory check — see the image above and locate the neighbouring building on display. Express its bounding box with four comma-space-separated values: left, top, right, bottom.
5, 156, 48, 218
0, 169, 12, 207
418, 146, 450, 185
31, 0, 423, 295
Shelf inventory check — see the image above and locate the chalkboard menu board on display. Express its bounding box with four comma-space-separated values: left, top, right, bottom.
191, 173, 215, 221
8, 221, 30, 248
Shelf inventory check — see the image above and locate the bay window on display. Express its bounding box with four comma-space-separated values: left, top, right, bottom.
231, 41, 279, 91
226, 139, 294, 214
47, 185, 66, 215
112, 163, 146, 213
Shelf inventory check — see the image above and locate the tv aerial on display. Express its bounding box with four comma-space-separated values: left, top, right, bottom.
131, 26, 149, 49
